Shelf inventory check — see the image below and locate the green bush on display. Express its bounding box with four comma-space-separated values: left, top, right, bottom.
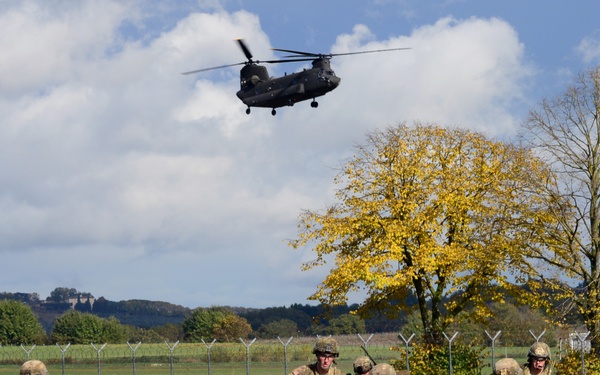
554, 349, 600, 375
0, 300, 47, 344
393, 343, 485, 375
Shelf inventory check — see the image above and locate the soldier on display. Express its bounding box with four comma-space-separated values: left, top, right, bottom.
523, 342, 553, 375
370, 363, 396, 375
19, 360, 48, 375
353, 356, 374, 375
494, 358, 523, 375
289, 337, 342, 375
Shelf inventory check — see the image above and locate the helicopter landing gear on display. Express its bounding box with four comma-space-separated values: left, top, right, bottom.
246, 107, 251, 115
271, 109, 277, 116
311, 99, 319, 108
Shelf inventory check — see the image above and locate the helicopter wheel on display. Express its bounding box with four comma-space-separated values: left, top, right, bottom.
246, 108, 251, 115
311, 100, 319, 108
271, 109, 276, 116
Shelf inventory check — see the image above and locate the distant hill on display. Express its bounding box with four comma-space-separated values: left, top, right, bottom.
0, 291, 191, 332
92, 297, 191, 328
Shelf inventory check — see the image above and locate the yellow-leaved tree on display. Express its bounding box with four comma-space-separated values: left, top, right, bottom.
289, 123, 563, 344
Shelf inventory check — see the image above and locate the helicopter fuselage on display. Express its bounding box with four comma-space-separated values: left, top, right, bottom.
236, 58, 340, 111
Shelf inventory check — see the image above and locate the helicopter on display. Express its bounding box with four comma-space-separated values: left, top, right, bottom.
182, 39, 409, 116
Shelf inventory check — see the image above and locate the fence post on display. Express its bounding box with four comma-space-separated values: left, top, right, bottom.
201, 339, 216, 375
573, 332, 590, 375
20, 344, 36, 360
358, 334, 374, 349
443, 332, 459, 375
559, 338, 562, 361
398, 333, 414, 373
56, 343, 71, 375
90, 343, 107, 375
127, 341, 141, 375
485, 330, 501, 372
165, 341, 179, 375
240, 338, 257, 375
278, 336, 293, 375
529, 329, 546, 342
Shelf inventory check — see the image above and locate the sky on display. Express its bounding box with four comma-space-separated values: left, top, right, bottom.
1, 0, 600, 310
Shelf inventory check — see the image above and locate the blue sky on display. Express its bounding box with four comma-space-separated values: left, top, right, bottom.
1, 0, 599, 309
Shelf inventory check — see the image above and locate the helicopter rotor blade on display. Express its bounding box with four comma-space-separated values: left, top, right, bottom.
273, 46, 411, 59
237, 39, 253, 61
329, 47, 411, 57
181, 62, 246, 75
259, 57, 316, 64
181, 57, 316, 75
272, 48, 320, 57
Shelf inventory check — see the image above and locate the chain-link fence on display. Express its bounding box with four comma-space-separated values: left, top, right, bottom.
0, 331, 593, 375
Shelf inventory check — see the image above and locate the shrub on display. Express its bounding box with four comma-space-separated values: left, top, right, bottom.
392, 343, 485, 375
554, 349, 600, 375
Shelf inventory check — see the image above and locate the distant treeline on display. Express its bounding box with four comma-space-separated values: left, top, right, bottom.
235, 303, 412, 333
0, 288, 411, 334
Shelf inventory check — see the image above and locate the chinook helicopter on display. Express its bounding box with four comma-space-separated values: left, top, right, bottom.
182, 39, 409, 116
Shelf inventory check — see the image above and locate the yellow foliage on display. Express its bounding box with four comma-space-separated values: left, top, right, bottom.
289, 123, 563, 339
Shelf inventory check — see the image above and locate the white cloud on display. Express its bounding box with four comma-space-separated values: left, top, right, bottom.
322, 17, 532, 139
0, 1, 129, 95
577, 31, 600, 65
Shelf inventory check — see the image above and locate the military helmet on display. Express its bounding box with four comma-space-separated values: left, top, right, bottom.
20, 360, 49, 375
493, 358, 523, 375
370, 363, 396, 375
353, 356, 374, 374
312, 337, 339, 356
528, 342, 551, 360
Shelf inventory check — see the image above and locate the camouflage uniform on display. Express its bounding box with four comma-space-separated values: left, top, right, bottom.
290, 363, 343, 375
289, 338, 342, 375
522, 342, 554, 375
523, 366, 553, 375
370, 363, 396, 375
494, 358, 523, 375
20, 360, 48, 375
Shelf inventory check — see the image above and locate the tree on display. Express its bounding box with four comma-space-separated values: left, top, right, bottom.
485, 302, 556, 347
521, 66, 600, 350
241, 305, 315, 334
182, 306, 252, 342
48, 287, 78, 303
151, 323, 184, 342
290, 123, 560, 344
0, 300, 46, 344
256, 319, 298, 338
51, 310, 127, 344
312, 314, 366, 335
0, 292, 40, 304
212, 314, 252, 341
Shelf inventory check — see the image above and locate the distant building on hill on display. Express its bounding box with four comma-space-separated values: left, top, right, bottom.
68, 294, 95, 310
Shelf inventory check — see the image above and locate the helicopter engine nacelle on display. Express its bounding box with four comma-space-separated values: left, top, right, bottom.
240, 64, 269, 88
